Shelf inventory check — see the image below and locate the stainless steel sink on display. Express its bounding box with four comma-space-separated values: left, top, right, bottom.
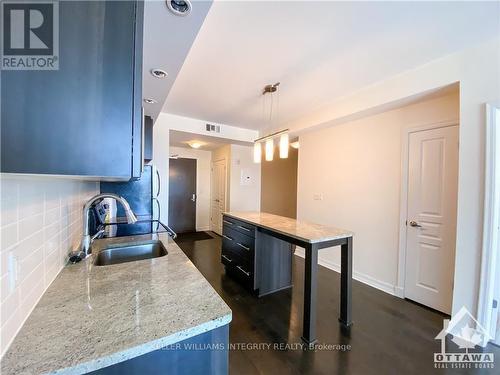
93, 241, 167, 266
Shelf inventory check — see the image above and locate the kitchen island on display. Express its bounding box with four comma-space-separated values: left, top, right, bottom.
1, 233, 231, 375
221, 211, 353, 346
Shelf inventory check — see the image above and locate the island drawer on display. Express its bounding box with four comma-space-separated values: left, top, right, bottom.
222, 216, 255, 237
225, 259, 255, 291
222, 227, 254, 262
222, 241, 254, 270
223, 226, 255, 251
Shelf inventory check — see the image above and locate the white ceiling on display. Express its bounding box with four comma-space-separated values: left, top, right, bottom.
169, 130, 240, 151
163, 1, 499, 131
142, 0, 212, 121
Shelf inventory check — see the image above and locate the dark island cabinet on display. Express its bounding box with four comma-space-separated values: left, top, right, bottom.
1, 1, 144, 180
221, 215, 293, 297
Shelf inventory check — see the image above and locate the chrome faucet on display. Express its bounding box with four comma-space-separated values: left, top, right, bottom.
79, 193, 137, 259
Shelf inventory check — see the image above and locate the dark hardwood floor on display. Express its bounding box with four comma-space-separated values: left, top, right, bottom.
175, 233, 499, 375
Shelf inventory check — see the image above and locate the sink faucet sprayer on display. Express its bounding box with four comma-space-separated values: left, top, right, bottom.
77, 193, 137, 260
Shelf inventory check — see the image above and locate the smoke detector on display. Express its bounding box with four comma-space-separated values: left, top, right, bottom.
166, 0, 192, 16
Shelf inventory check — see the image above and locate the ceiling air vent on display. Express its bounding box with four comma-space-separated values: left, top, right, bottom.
206, 124, 221, 133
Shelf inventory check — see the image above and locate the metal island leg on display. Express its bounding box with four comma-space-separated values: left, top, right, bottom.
339, 236, 353, 327
302, 243, 319, 346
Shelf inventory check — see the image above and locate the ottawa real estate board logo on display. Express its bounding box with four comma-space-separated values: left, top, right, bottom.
434, 306, 494, 369
1, 1, 59, 70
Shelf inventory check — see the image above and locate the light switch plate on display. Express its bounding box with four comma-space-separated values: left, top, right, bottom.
240, 169, 253, 186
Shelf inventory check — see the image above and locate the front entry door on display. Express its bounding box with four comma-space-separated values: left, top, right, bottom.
169, 158, 196, 234
211, 159, 226, 235
404, 125, 459, 314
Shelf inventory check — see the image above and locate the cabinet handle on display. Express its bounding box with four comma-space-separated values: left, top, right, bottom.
221, 254, 232, 263
223, 220, 233, 225
236, 242, 250, 251
236, 265, 250, 277
237, 225, 251, 232
222, 234, 233, 241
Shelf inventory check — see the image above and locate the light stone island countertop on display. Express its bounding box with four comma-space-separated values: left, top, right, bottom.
1, 233, 232, 375
225, 211, 353, 244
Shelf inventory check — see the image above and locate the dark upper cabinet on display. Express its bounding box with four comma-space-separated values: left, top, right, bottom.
1, 1, 144, 180
143, 116, 153, 163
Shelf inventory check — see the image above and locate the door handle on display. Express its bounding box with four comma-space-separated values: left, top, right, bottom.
237, 225, 251, 232
222, 234, 233, 241
409, 220, 422, 228
191, 194, 196, 202
221, 254, 232, 263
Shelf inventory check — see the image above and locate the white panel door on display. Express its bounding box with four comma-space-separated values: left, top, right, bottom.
404, 125, 459, 314
210, 159, 226, 235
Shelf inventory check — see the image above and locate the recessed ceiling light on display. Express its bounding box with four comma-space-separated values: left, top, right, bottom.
144, 98, 157, 104
188, 141, 202, 149
166, 0, 192, 16
151, 69, 168, 79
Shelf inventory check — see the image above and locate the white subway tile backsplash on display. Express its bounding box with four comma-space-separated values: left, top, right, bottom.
0, 176, 98, 357
18, 182, 44, 219
19, 261, 44, 299
1, 223, 17, 250
18, 213, 43, 242
19, 280, 44, 320
44, 233, 60, 256
0, 179, 18, 227
44, 207, 60, 227
1, 313, 23, 356
45, 245, 59, 264
1, 290, 19, 327
19, 247, 43, 283
0, 274, 10, 302
16, 231, 43, 260
44, 222, 60, 243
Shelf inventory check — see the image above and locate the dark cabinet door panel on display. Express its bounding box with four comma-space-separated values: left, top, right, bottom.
1, 1, 143, 179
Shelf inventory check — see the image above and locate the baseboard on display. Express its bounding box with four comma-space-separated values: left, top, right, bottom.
294, 248, 398, 297
197, 226, 211, 232
394, 286, 405, 298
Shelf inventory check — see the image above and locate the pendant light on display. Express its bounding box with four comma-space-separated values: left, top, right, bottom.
279, 133, 289, 158
265, 139, 274, 161
253, 142, 262, 163
254, 82, 291, 163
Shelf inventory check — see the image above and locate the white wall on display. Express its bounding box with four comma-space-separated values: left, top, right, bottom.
297, 92, 459, 295
210, 144, 261, 214
229, 145, 261, 212
289, 37, 500, 317
169, 147, 212, 231
0, 176, 98, 356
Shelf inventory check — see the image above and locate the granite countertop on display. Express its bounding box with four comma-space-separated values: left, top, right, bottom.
225, 211, 353, 244
1, 233, 232, 375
